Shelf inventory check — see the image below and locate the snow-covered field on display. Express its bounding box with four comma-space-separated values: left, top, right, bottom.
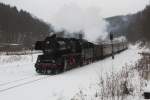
0, 45, 143, 100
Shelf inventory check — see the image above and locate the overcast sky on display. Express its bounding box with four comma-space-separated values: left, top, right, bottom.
0, 0, 149, 22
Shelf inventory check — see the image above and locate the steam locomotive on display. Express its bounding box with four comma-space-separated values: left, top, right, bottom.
34, 34, 128, 74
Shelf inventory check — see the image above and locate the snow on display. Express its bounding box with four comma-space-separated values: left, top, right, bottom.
144, 83, 150, 92
0, 44, 142, 100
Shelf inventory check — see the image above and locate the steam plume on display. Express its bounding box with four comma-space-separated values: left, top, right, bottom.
50, 3, 109, 42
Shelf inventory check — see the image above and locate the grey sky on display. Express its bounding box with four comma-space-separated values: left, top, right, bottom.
0, 0, 149, 22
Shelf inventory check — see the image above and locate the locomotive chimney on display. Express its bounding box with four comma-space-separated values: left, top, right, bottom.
79, 33, 83, 40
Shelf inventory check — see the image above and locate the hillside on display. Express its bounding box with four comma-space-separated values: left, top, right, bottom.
106, 5, 150, 43
0, 3, 51, 48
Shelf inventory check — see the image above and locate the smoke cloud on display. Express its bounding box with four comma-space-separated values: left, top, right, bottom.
50, 3, 109, 42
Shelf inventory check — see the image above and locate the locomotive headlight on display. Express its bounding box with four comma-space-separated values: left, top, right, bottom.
52, 60, 55, 63
37, 60, 40, 63
46, 41, 50, 44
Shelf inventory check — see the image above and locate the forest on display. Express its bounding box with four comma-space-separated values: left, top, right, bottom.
106, 5, 150, 43
0, 3, 51, 48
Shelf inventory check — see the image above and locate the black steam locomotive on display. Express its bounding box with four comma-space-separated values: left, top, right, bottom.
34, 34, 128, 74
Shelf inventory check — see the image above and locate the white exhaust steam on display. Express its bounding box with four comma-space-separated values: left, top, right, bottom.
50, 4, 109, 42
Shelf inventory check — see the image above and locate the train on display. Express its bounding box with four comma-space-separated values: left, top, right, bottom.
34, 34, 128, 74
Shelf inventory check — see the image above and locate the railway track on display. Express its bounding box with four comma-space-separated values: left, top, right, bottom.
0, 75, 36, 86
0, 75, 49, 93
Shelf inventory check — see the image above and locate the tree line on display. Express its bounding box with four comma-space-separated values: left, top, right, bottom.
0, 3, 52, 48
106, 5, 150, 43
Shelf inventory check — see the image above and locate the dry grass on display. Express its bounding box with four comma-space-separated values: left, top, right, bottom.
71, 56, 148, 100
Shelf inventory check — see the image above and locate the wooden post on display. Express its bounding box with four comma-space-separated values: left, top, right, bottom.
110, 32, 114, 59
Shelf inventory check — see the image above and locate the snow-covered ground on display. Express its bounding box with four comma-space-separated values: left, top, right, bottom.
0, 45, 143, 100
